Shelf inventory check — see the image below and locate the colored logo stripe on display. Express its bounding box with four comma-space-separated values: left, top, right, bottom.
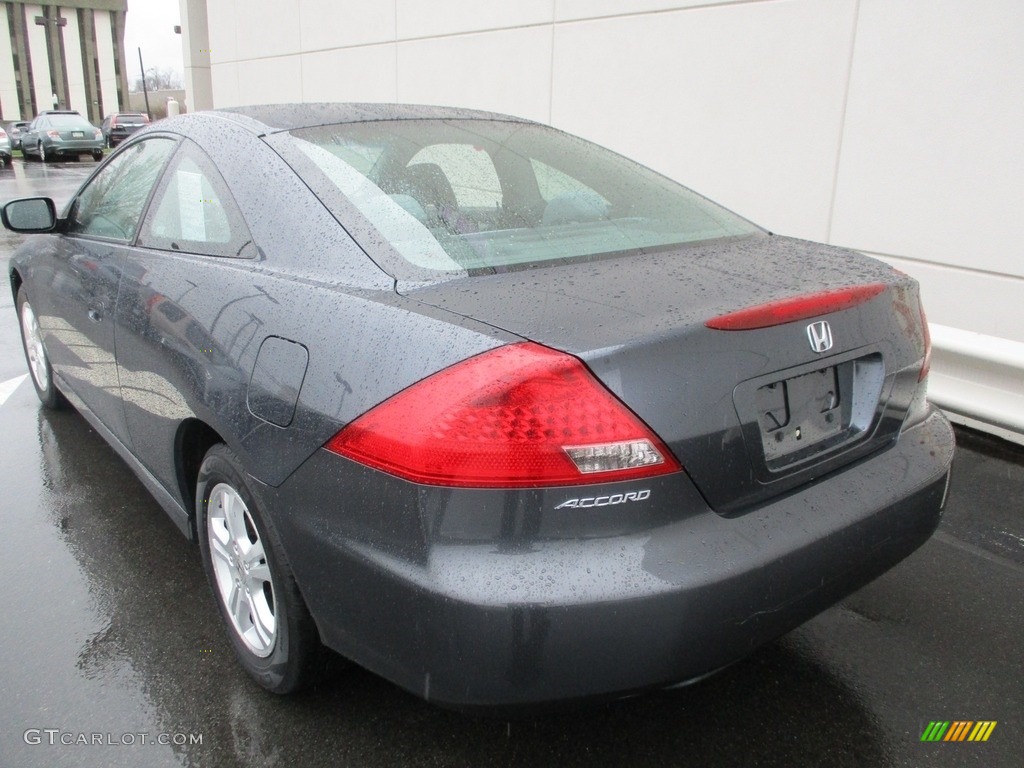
945, 721, 972, 741
969, 722, 997, 742
920, 721, 996, 742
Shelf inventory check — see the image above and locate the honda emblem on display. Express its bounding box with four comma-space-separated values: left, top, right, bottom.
806, 321, 833, 353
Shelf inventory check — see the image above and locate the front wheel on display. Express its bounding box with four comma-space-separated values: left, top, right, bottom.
17, 287, 63, 409
196, 444, 319, 693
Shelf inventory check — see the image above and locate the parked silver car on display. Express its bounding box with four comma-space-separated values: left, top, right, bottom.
5, 120, 29, 153
0, 125, 11, 166
21, 110, 103, 162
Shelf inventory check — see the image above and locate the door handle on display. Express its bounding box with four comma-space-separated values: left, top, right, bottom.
87, 309, 101, 322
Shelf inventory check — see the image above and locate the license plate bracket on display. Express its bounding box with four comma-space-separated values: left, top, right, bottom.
757, 366, 845, 462
743, 352, 885, 471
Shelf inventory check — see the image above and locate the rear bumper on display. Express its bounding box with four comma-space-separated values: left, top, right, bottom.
108, 128, 142, 144
268, 408, 953, 708
46, 140, 102, 155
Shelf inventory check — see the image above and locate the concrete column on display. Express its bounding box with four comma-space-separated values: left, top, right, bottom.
93, 9, 120, 114
24, 4, 54, 112
11, 3, 34, 116
42, 7, 69, 110
110, 10, 129, 113
179, 0, 213, 110
0, 4, 21, 119
78, 8, 101, 124
62, 10, 88, 116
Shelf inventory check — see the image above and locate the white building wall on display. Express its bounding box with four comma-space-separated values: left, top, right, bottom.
0, 4, 20, 119
199, 0, 1024, 442
62, 11, 89, 116
93, 9, 120, 117
179, 0, 214, 111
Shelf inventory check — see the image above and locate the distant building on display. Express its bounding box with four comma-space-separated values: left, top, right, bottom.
0, 0, 129, 123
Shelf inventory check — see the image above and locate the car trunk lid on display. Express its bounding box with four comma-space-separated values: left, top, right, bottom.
400, 235, 929, 514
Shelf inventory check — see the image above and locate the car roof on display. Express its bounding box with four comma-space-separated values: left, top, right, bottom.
208, 102, 536, 135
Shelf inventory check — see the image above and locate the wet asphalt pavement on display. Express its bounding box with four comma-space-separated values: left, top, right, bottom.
0, 159, 1021, 768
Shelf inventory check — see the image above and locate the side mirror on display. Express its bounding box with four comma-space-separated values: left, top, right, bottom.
1, 197, 57, 233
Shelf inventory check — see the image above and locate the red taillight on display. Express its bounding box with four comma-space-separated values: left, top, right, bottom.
919, 303, 931, 381
325, 342, 681, 488
706, 283, 887, 330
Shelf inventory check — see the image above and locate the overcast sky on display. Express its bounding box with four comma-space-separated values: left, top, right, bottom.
123, 0, 185, 79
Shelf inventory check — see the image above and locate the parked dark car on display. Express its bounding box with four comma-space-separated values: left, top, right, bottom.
6, 120, 29, 152
4, 104, 954, 708
21, 110, 103, 162
101, 111, 150, 147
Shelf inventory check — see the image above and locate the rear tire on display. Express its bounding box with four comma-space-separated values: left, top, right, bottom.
93, 151, 103, 162
17, 287, 64, 409
196, 444, 319, 693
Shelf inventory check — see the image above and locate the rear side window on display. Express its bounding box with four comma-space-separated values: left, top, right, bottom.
138, 140, 255, 259
66, 137, 176, 241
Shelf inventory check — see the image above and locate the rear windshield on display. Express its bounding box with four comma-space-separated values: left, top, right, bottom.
49, 114, 92, 129
117, 115, 147, 125
283, 120, 759, 277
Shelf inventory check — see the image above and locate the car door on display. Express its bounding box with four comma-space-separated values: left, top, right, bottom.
42, 136, 177, 442
116, 139, 258, 493
23, 117, 43, 156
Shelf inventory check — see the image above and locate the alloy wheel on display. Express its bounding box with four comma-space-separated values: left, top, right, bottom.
206, 482, 277, 657
20, 301, 48, 393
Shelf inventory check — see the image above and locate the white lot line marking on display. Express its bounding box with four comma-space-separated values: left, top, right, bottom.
0, 374, 28, 408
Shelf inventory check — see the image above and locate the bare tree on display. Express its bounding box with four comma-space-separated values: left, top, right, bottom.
132, 67, 183, 92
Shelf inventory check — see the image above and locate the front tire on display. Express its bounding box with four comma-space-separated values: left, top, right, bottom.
196, 444, 318, 693
17, 287, 63, 409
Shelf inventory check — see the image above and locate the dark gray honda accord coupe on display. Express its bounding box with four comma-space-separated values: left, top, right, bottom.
4, 103, 954, 708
